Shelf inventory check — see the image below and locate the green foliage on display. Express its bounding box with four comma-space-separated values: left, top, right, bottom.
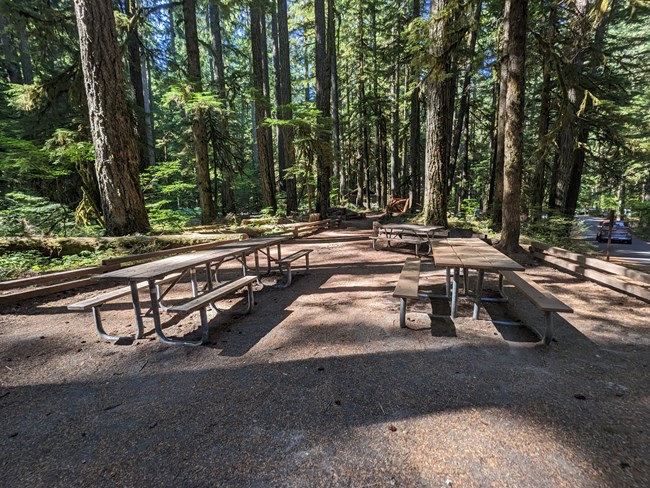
460, 199, 480, 221
145, 201, 199, 233
0, 249, 111, 281
162, 85, 224, 114
521, 217, 587, 250
0, 192, 72, 237
0, 251, 48, 280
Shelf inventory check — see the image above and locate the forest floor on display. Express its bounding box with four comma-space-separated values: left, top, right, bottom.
1, 218, 648, 487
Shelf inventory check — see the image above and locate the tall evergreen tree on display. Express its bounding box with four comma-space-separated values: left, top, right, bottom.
499, 0, 527, 252
183, 0, 216, 223
72, 0, 150, 235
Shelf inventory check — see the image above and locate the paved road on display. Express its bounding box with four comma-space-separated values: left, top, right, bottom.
577, 216, 650, 267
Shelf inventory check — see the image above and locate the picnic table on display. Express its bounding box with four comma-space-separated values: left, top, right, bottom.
431, 238, 524, 319
88, 236, 291, 346
370, 223, 445, 256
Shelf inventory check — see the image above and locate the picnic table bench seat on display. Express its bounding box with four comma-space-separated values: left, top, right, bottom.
276, 249, 313, 287
500, 270, 573, 344
393, 258, 422, 327
165, 275, 257, 345
68, 272, 184, 342
370, 235, 430, 256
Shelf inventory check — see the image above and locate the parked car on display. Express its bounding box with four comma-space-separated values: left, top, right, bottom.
596, 220, 632, 244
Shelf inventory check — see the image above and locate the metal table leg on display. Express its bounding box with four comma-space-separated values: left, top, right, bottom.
147, 280, 203, 347
129, 281, 144, 339
473, 269, 484, 320
451, 268, 459, 318
445, 268, 451, 298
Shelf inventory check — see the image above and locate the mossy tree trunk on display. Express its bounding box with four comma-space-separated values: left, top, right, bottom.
73, 0, 150, 236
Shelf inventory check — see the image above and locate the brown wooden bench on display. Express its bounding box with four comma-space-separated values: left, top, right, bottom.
500, 270, 573, 344
165, 276, 257, 345
68, 272, 183, 342
276, 249, 313, 287
392, 258, 421, 328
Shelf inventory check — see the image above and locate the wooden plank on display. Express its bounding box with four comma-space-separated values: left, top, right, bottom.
533, 252, 650, 302
0, 263, 121, 291
167, 276, 256, 314
68, 282, 149, 310
277, 249, 313, 264
393, 258, 421, 299
101, 239, 238, 265
0, 278, 98, 305
67, 272, 183, 311
530, 241, 650, 284
501, 271, 573, 313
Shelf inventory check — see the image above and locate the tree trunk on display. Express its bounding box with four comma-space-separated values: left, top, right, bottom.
390, 49, 400, 198
563, 0, 614, 217
209, 0, 235, 214
357, 3, 369, 208
328, 0, 341, 203
530, 4, 556, 221
449, 0, 482, 196
277, 0, 297, 212
491, 0, 511, 228
124, 0, 150, 172
0, 14, 22, 84
315, 0, 332, 219
499, 0, 527, 252
487, 73, 498, 210
142, 54, 156, 166
423, 0, 455, 227
168, 5, 176, 62
370, 2, 384, 208
461, 93, 471, 204
250, 0, 277, 211
72, 0, 150, 235
270, 3, 284, 191
183, 0, 216, 223
16, 16, 33, 84
408, 0, 421, 210
555, 0, 588, 214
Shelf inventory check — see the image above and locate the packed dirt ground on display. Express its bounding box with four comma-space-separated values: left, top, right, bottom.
1, 219, 649, 487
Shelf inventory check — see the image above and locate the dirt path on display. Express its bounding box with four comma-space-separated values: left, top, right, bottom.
1, 219, 649, 487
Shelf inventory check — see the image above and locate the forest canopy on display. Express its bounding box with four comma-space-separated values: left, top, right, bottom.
0, 0, 648, 239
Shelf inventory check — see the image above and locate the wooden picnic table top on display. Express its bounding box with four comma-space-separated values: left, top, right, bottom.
96, 236, 290, 282
380, 223, 444, 231
431, 238, 525, 271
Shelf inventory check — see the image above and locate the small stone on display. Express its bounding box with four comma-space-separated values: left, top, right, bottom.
574, 394, 586, 400
388, 424, 397, 432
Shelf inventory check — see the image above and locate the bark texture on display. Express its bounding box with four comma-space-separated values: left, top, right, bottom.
277, 0, 297, 212
449, 0, 482, 197
423, 0, 454, 227
499, 0, 527, 252
408, 0, 421, 208
183, 0, 216, 223
315, 0, 332, 219
491, 0, 511, 227
124, 0, 150, 172
530, 4, 556, 221
250, 0, 276, 210
0, 14, 22, 84
209, 0, 235, 214
73, 0, 150, 235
